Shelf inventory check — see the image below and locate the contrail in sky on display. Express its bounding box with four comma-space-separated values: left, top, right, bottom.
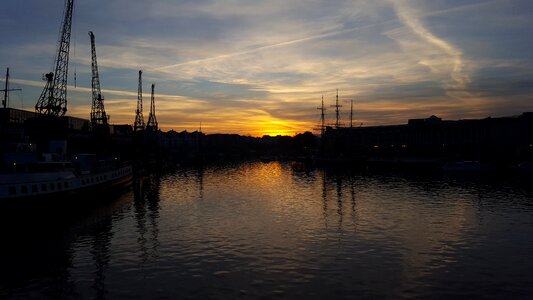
154, 21, 396, 71
390, 0, 473, 92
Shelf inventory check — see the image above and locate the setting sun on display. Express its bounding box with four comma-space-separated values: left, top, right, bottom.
254, 120, 300, 137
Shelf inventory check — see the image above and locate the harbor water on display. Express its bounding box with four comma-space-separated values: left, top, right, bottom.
1, 161, 533, 299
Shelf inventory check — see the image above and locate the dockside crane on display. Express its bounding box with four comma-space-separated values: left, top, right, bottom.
89, 31, 108, 127
35, 0, 74, 116
350, 99, 353, 129
146, 83, 158, 131
133, 70, 145, 131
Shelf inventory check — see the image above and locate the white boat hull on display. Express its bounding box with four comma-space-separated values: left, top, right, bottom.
0, 165, 133, 201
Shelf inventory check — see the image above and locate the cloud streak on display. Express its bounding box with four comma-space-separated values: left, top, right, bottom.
154, 19, 395, 71
390, 0, 469, 93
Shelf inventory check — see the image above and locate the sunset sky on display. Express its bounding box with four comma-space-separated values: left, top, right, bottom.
1, 0, 532, 136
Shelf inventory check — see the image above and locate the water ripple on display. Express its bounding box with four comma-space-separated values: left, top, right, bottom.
1, 162, 533, 299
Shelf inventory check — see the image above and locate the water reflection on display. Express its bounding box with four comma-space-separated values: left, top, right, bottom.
316, 169, 359, 237
89, 211, 113, 300
133, 175, 161, 275
321, 169, 329, 230
350, 176, 357, 227
197, 167, 204, 200
0, 187, 133, 299
1, 162, 533, 299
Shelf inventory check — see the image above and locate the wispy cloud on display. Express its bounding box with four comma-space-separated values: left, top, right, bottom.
154, 20, 394, 71
389, 0, 469, 93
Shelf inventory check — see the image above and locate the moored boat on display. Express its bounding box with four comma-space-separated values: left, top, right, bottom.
0, 158, 132, 201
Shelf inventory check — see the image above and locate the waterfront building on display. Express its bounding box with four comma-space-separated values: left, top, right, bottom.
322, 112, 533, 164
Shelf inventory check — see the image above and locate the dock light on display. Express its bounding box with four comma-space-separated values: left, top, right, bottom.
530, 144, 532, 148
401, 144, 407, 148
373, 145, 379, 148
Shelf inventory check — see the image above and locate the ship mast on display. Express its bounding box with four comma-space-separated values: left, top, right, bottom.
331, 89, 342, 128
35, 0, 74, 116
318, 95, 326, 137
1, 68, 21, 108
350, 99, 353, 128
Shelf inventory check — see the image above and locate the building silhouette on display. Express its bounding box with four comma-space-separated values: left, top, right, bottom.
322, 112, 533, 165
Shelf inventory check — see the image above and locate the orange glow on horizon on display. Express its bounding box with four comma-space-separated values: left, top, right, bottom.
65, 90, 511, 138
252, 120, 299, 137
